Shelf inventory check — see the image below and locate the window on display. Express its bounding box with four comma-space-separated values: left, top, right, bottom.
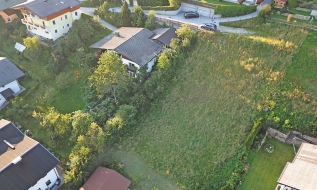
7, 17, 11, 22
65, 15, 68, 19
63, 26, 64, 28
45, 31, 49, 34
55, 29, 57, 33
67, 23, 69, 27
42, 21, 45, 27
52, 20, 56, 25
75, 11, 78, 16
33, 27, 37, 30
46, 180, 51, 186
60, 17, 63, 21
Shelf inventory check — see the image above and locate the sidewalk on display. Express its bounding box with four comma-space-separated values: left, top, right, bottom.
80, 7, 118, 31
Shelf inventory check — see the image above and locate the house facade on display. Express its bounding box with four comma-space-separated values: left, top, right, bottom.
0, 57, 25, 108
274, 0, 287, 8
90, 27, 177, 73
0, 119, 61, 190
15, 0, 81, 41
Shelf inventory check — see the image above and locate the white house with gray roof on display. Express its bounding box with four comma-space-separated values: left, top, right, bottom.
14, 0, 81, 41
90, 27, 177, 73
0, 57, 25, 109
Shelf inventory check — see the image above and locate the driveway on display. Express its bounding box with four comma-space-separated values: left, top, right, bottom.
80, 7, 118, 31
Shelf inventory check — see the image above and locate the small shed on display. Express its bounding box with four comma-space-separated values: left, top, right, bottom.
311, 9, 317, 17
80, 167, 131, 190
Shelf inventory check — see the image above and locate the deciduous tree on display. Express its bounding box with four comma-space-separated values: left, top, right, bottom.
145, 10, 156, 30
88, 51, 130, 103
132, 6, 145, 27
23, 36, 40, 49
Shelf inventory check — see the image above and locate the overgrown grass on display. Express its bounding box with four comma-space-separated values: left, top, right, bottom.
114, 22, 311, 189
239, 138, 295, 190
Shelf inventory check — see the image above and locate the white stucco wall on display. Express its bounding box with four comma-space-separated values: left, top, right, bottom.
122, 57, 140, 69
28, 168, 59, 190
24, 9, 81, 41
0, 94, 6, 106
0, 80, 21, 94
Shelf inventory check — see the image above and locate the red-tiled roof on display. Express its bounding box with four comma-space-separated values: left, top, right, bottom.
80, 167, 131, 190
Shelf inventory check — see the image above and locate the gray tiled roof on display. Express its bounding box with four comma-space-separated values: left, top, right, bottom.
0, 57, 25, 87
0, 0, 26, 11
25, 0, 81, 18
0, 120, 60, 190
90, 27, 164, 67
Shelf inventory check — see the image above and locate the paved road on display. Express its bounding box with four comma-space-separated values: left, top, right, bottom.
80, 7, 118, 31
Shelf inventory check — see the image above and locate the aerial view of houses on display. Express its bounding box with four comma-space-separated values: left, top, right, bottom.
0, 0, 317, 189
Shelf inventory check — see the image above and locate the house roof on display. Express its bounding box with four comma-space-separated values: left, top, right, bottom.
24, 0, 81, 18
277, 143, 317, 190
275, 0, 287, 2
90, 27, 164, 67
152, 28, 177, 47
0, 0, 26, 11
0, 119, 60, 190
2, 9, 18, 16
0, 57, 25, 87
80, 167, 131, 190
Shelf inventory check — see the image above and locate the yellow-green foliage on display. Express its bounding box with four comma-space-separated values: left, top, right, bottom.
244, 118, 263, 149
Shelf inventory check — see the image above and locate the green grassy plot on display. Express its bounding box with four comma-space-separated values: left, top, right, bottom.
239, 138, 295, 190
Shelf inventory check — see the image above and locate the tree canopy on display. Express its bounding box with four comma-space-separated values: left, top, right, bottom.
145, 10, 156, 30
88, 51, 130, 102
121, 1, 132, 27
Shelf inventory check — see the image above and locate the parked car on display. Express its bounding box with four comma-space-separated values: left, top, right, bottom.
199, 23, 217, 31
184, 11, 199, 19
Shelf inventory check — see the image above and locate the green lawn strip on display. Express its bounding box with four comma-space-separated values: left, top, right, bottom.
239, 138, 295, 190
286, 31, 317, 95
288, 8, 311, 16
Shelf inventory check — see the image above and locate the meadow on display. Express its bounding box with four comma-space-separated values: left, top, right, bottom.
106, 22, 312, 189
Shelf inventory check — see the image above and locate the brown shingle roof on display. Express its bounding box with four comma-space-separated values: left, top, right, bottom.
80, 167, 131, 190
152, 28, 177, 47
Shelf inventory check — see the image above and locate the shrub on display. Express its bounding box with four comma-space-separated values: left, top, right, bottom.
288, 0, 297, 8
257, 4, 271, 23
244, 118, 263, 149
215, 5, 257, 17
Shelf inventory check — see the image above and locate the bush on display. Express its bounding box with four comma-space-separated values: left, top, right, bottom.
257, 4, 271, 23
215, 5, 257, 17
244, 118, 263, 149
288, 0, 297, 8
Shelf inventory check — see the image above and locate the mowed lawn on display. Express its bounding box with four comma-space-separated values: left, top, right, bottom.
239, 138, 295, 190
118, 24, 308, 189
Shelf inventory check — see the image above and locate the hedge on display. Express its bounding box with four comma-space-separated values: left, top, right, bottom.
141, 5, 180, 10
137, 0, 169, 6
215, 5, 257, 17
244, 118, 263, 149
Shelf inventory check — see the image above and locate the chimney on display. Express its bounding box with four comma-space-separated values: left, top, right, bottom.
3, 140, 15, 149
114, 32, 120, 37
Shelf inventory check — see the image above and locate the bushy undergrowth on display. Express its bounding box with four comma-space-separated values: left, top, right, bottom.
215, 5, 257, 17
